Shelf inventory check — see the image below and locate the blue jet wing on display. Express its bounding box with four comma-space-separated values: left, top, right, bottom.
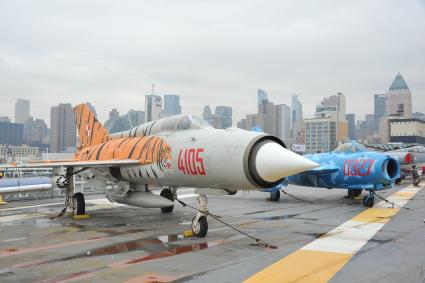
299, 165, 339, 175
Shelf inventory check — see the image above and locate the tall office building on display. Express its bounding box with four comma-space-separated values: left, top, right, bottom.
15, 99, 30, 124
385, 73, 412, 118
305, 117, 336, 153
163, 95, 181, 116
374, 94, 387, 132
50, 103, 76, 153
345, 113, 356, 140
315, 92, 348, 142
305, 93, 348, 153
276, 104, 291, 140
258, 99, 277, 136
109, 109, 120, 121
291, 95, 304, 140
145, 95, 162, 122
215, 106, 233, 128
127, 110, 145, 126
203, 105, 212, 120
0, 122, 23, 146
257, 89, 268, 106
24, 117, 48, 145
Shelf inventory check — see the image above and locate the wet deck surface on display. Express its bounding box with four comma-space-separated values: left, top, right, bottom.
1, 184, 424, 283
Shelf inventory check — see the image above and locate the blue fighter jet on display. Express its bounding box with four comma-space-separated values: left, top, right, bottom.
267, 142, 401, 207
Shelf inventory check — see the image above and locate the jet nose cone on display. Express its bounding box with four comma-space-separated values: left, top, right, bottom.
255, 143, 319, 182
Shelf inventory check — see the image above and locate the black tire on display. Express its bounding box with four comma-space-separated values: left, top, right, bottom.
348, 189, 362, 198
73, 192, 85, 215
160, 189, 174, 213
362, 196, 374, 208
395, 178, 402, 184
192, 216, 208, 237
270, 190, 280, 201
226, 189, 237, 195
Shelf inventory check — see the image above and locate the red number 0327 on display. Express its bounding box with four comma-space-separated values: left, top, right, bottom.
178, 148, 206, 176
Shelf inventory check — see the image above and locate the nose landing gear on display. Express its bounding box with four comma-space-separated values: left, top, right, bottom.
362, 190, 375, 208
191, 194, 209, 237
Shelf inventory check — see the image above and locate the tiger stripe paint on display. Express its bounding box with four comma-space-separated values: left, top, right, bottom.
74, 103, 112, 149
73, 136, 170, 167
244, 184, 423, 283
71, 104, 174, 170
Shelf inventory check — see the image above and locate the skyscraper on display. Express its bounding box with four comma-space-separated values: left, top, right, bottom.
163, 95, 181, 116
257, 89, 268, 106
291, 95, 303, 140
24, 117, 48, 146
202, 105, 212, 120
315, 92, 348, 142
385, 73, 412, 118
145, 95, 163, 122
258, 99, 277, 136
50, 103, 76, 153
0, 122, 23, 146
275, 104, 291, 140
215, 106, 233, 128
345, 113, 356, 140
374, 94, 386, 132
15, 99, 30, 124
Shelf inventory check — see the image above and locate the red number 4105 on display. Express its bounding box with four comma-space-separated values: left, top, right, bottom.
178, 148, 206, 175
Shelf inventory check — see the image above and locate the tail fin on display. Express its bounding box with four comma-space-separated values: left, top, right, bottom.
74, 103, 111, 149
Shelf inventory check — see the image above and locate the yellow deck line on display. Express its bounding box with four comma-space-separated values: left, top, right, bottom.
244, 184, 423, 283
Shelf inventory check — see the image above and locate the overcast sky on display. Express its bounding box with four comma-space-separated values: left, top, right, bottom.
0, 0, 424, 126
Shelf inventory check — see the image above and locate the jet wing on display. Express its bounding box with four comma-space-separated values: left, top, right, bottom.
0, 159, 149, 169
300, 165, 339, 175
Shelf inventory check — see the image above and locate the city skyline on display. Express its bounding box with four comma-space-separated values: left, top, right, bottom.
0, 1, 424, 125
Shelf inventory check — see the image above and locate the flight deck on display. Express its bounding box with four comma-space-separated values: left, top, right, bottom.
1, 183, 424, 283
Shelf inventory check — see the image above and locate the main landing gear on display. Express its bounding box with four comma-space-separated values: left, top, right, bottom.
270, 190, 280, 201
347, 189, 362, 198
61, 167, 86, 217
160, 187, 175, 213
362, 191, 375, 208
191, 194, 209, 237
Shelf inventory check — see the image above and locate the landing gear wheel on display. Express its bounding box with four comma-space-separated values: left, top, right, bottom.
362, 196, 374, 208
395, 178, 402, 184
73, 192, 85, 215
348, 189, 362, 198
191, 215, 208, 238
270, 190, 280, 201
160, 189, 174, 213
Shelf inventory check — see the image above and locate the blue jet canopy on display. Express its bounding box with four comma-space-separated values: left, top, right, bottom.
333, 142, 368, 153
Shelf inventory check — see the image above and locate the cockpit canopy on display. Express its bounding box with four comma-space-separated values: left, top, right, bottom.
333, 142, 368, 153
110, 114, 213, 139
160, 114, 213, 131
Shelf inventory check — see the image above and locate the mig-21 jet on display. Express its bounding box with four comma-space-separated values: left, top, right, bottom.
1, 104, 318, 237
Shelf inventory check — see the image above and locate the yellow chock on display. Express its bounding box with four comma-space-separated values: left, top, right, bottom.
183, 230, 194, 237
72, 214, 90, 219
0, 195, 7, 205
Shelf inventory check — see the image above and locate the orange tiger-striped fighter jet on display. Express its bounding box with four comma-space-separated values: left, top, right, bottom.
2, 104, 318, 237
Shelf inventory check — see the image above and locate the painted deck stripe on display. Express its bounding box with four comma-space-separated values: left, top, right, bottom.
244, 184, 423, 283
